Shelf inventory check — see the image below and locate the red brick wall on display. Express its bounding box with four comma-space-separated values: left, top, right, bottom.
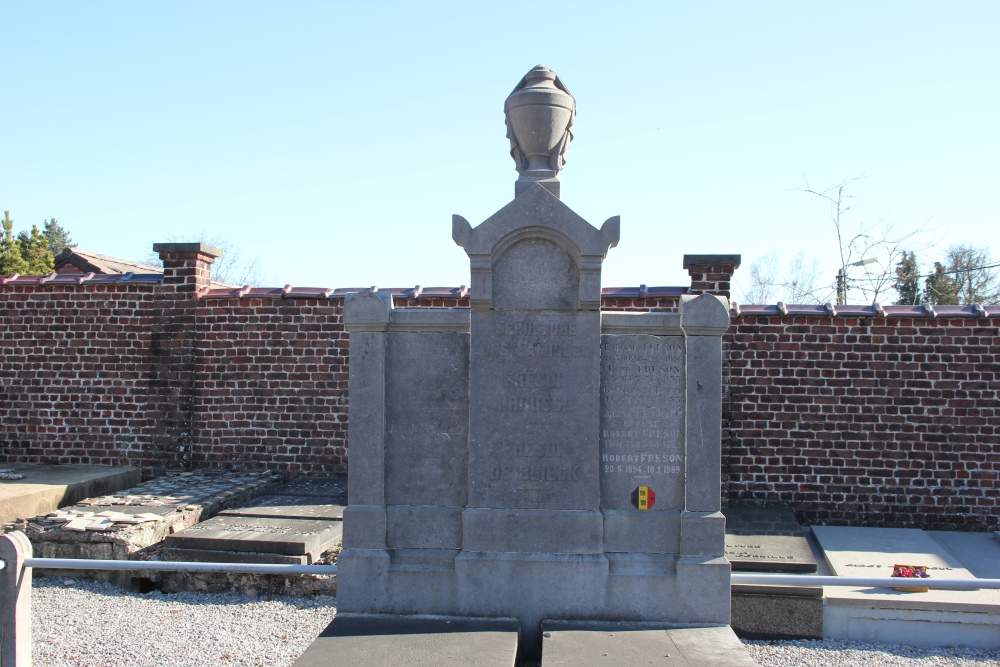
725, 315, 1000, 531
2, 274, 997, 530
0, 282, 167, 471
192, 297, 348, 476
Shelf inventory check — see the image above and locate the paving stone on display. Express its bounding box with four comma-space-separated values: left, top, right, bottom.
292, 616, 519, 667
724, 506, 817, 573
541, 622, 758, 666
165, 516, 342, 556
219, 495, 344, 521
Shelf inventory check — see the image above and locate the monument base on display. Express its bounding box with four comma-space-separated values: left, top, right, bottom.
338, 547, 731, 651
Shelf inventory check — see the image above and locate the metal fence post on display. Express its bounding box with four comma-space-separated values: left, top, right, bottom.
0, 532, 32, 667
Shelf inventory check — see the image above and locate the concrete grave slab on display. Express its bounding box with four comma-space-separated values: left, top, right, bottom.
273, 478, 348, 501
930, 531, 1000, 579
291, 615, 519, 667
165, 516, 342, 557
724, 506, 817, 573
0, 463, 140, 526
219, 495, 345, 521
812, 526, 975, 581
813, 525, 1000, 647
541, 622, 758, 666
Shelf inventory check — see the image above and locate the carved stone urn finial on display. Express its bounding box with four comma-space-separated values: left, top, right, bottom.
504, 65, 576, 198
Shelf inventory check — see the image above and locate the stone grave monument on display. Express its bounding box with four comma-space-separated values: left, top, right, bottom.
297, 66, 753, 666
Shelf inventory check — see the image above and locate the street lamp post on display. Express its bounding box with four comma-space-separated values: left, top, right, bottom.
837, 258, 878, 305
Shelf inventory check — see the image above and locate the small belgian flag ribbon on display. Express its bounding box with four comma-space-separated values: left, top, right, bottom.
630, 485, 656, 510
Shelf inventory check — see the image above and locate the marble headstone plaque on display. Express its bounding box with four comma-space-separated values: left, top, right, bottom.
600, 335, 685, 511
723, 506, 817, 573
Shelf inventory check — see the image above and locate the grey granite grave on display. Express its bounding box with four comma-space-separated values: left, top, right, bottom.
723, 505, 822, 639
724, 505, 817, 573
333, 65, 742, 662
164, 515, 342, 561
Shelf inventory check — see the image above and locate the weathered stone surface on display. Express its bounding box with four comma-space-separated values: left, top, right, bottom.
385, 332, 469, 508
724, 506, 817, 573
220, 496, 344, 521
273, 478, 347, 501
386, 505, 462, 550
541, 622, 758, 666
292, 616, 519, 667
165, 516, 342, 556
731, 593, 824, 640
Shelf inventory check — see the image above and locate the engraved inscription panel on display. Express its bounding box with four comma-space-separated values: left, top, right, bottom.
468, 310, 600, 510
600, 334, 685, 510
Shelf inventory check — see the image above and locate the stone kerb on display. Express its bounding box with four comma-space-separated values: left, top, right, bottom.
453, 183, 619, 310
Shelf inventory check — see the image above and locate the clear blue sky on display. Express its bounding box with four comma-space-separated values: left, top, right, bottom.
3, 2, 998, 300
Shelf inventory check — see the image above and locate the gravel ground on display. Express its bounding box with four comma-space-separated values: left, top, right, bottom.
32, 577, 336, 667
744, 640, 1000, 666
29, 577, 1000, 667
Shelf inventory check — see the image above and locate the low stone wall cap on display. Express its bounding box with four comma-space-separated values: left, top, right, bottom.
152, 242, 223, 257
683, 254, 742, 268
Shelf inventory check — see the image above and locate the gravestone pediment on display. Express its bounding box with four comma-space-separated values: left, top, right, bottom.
453, 183, 620, 310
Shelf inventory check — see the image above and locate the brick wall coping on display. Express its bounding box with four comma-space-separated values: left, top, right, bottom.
0, 272, 163, 286
734, 302, 999, 319
682, 254, 742, 268
195, 284, 692, 301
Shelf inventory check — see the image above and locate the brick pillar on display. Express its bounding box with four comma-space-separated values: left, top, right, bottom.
683, 254, 741, 299
152, 242, 222, 293
142, 242, 221, 476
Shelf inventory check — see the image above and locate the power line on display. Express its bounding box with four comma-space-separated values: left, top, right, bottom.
914, 262, 1000, 279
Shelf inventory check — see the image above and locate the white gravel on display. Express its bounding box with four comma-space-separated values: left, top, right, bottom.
744, 639, 1000, 666
29, 577, 1000, 666
32, 577, 336, 667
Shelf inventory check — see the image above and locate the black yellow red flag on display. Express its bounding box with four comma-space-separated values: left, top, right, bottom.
630, 485, 656, 510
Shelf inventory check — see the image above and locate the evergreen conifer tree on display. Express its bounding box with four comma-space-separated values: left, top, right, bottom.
892, 251, 920, 304
43, 218, 76, 256
0, 211, 29, 275
923, 262, 960, 305
18, 224, 55, 274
